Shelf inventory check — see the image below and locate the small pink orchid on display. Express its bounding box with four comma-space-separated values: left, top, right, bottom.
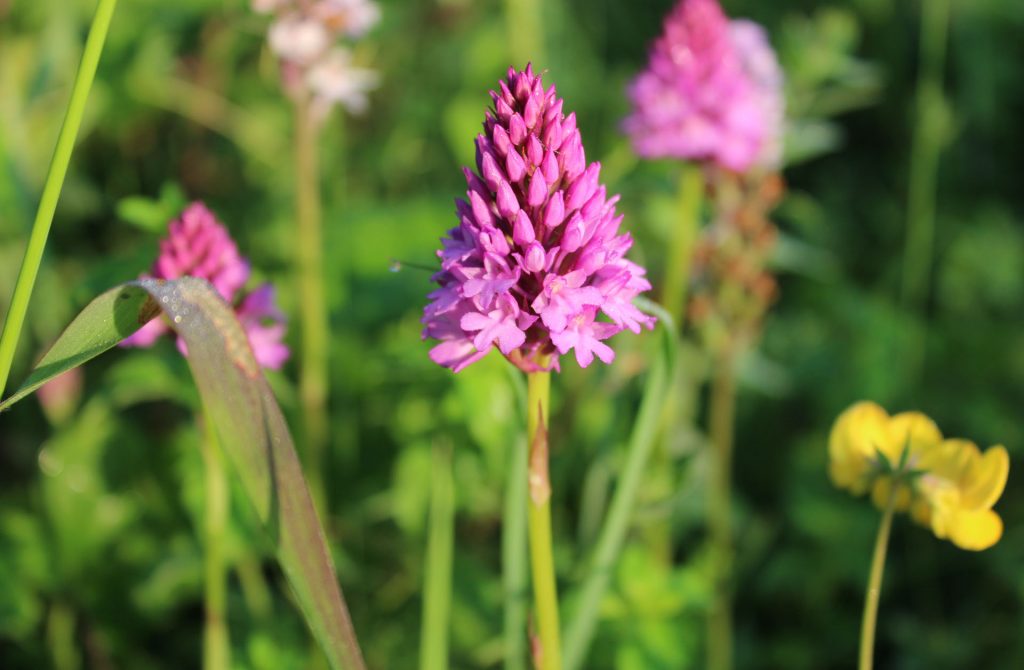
422, 65, 654, 372
121, 202, 290, 371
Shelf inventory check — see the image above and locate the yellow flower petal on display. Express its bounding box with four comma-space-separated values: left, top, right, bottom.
886, 411, 942, 465
962, 445, 1010, 510
916, 438, 976, 482
828, 402, 888, 492
948, 509, 1003, 551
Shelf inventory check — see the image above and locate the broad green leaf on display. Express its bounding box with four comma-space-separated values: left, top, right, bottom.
0, 285, 155, 411
0, 277, 365, 670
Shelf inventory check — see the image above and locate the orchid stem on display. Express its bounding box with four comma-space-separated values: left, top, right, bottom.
526, 368, 562, 670
858, 487, 897, 670
644, 163, 704, 563
202, 412, 230, 670
707, 350, 736, 670
294, 94, 329, 517
503, 0, 545, 66
661, 163, 704, 330
0, 0, 118, 398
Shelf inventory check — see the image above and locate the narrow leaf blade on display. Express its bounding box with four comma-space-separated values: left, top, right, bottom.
0, 277, 365, 670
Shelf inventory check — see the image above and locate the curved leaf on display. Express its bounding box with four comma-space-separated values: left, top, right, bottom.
0, 277, 365, 670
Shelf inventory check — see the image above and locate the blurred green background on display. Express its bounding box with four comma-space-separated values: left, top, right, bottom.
2, 0, 1024, 667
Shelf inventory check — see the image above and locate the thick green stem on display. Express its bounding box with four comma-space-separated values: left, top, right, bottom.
503, 0, 545, 66
294, 95, 329, 515
503, 435, 529, 670
0, 0, 118, 397
419, 443, 455, 670
526, 369, 561, 670
858, 489, 897, 670
661, 164, 705, 330
707, 352, 736, 670
563, 345, 671, 670
47, 601, 80, 670
644, 164, 704, 564
203, 414, 230, 670
901, 0, 951, 310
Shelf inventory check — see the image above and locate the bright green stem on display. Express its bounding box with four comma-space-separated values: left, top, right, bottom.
858, 489, 897, 670
564, 345, 671, 670
526, 369, 562, 670
419, 443, 455, 670
661, 164, 705, 330
901, 0, 951, 310
0, 0, 118, 398
503, 0, 545, 66
294, 95, 329, 515
203, 414, 230, 670
503, 436, 529, 670
707, 353, 736, 670
47, 601, 80, 670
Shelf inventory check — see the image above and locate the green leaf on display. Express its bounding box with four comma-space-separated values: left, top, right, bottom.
0, 277, 365, 670
0, 284, 155, 412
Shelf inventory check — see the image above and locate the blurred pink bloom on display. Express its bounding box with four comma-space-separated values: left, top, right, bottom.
235, 284, 291, 370
256, 0, 380, 117
312, 0, 381, 38
251, 0, 287, 14
268, 13, 331, 65
623, 0, 782, 172
151, 202, 250, 301
122, 202, 289, 371
730, 19, 785, 170
307, 47, 379, 116
423, 65, 654, 372
36, 367, 83, 426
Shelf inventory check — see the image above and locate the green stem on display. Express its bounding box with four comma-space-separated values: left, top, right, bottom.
526, 368, 561, 670
294, 95, 329, 516
47, 601, 80, 670
0, 0, 118, 398
707, 351, 736, 670
900, 0, 951, 310
203, 414, 230, 670
661, 163, 705, 331
419, 443, 455, 670
503, 0, 545, 66
858, 488, 897, 670
563, 344, 671, 670
503, 435, 529, 670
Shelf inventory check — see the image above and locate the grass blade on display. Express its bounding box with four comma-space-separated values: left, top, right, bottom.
419, 442, 455, 670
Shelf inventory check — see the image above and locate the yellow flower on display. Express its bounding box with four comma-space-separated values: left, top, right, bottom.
828, 401, 1009, 550
911, 439, 1009, 550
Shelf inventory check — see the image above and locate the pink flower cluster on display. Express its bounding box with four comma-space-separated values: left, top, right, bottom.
423, 65, 654, 373
623, 0, 784, 172
254, 0, 380, 117
122, 202, 290, 370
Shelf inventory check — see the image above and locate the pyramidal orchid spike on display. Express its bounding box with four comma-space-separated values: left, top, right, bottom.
121, 202, 290, 370
623, 0, 784, 172
422, 66, 655, 373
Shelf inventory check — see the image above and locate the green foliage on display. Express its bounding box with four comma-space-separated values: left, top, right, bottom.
2, 277, 363, 669
3, 0, 1024, 668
